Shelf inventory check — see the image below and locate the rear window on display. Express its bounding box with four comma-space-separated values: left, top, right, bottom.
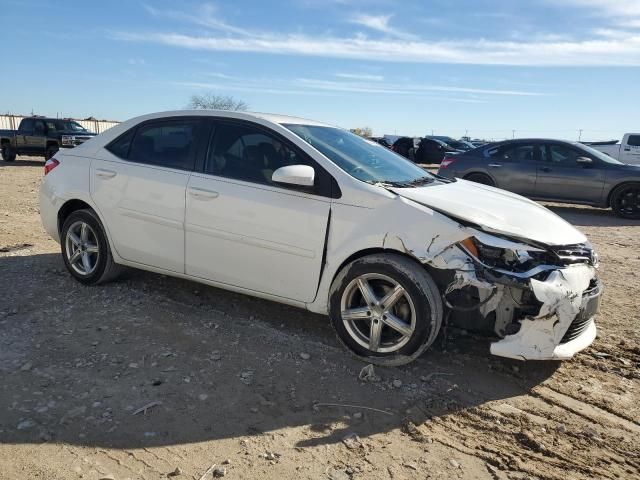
628, 135, 640, 147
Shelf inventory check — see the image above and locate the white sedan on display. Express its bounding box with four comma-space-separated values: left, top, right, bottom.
39, 110, 602, 364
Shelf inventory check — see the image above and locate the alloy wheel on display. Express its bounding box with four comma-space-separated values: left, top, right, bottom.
65, 221, 100, 275
340, 273, 416, 353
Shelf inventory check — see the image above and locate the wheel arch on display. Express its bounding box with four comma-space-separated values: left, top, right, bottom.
463, 171, 496, 186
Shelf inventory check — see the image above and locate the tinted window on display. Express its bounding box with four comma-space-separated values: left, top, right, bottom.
34, 120, 45, 133
207, 123, 309, 185
128, 120, 200, 170
19, 119, 34, 132
496, 144, 543, 162
548, 144, 583, 164
628, 135, 640, 147
106, 128, 135, 159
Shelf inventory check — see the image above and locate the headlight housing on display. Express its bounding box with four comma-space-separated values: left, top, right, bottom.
61, 135, 74, 146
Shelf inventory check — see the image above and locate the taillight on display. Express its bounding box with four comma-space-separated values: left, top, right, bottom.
44, 158, 60, 175
440, 157, 456, 169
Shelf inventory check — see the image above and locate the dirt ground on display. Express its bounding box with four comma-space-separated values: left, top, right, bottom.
0, 157, 638, 480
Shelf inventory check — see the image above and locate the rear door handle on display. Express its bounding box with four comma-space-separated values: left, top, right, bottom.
188, 187, 219, 200
540, 166, 552, 172
488, 163, 502, 168
624, 148, 631, 151
95, 169, 117, 179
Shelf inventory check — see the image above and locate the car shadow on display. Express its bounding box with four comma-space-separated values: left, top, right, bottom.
0, 159, 43, 168
546, 204, 639, 227
0, 252, 559, 450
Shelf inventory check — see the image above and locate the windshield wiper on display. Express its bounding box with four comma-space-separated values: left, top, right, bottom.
399, 176, 435, 187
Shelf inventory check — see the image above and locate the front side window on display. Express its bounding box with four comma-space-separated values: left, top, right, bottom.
548, 144, 582, 164
207, 123, 307, 185
128, 119, 200, 170
284, 124, 434, 186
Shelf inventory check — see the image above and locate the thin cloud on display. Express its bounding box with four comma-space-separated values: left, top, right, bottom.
335, 73, 384, 81
114, 30, 640, 66
349, 14, 415, 39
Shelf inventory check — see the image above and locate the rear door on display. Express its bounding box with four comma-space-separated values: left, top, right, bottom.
621, 135, 640, 164
185, 119, 332, 302
534, 142, 606, 203
483, 142, 539, 196
91, 117, 206, 273
30, 120, 47, 153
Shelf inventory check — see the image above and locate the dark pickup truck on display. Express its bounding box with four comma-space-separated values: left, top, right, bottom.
1, 117, 97, 162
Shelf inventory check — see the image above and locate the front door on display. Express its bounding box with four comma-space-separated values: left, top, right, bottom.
185, 120, 331, 302
91, 117, 205, 273
535, 143, 606, 203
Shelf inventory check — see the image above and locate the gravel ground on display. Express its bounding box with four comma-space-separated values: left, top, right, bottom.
0, 157, 638, 480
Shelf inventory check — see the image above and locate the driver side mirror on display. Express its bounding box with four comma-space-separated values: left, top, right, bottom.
576, 156, 593, 165
272, 165, 315, 187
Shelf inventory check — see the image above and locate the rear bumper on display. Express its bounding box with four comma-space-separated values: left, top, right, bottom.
39, 179, 61, 243
490, 274, 602, 361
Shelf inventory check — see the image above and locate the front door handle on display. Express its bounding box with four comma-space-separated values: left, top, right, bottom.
95, 168, 117, 179
188, 187, 219, 200
488, 163, 502, 168
540, 166, 552, 172
624, 148, 631, 151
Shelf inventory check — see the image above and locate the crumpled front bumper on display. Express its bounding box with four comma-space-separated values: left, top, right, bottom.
489, 264, 602, 361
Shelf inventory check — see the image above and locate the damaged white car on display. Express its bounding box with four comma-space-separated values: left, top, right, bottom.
39, 111, 602, 365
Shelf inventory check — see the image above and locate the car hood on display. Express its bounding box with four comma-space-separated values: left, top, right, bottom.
392, 179, 587, 246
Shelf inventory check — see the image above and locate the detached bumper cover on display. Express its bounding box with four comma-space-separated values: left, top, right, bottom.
490, 265, 602, 361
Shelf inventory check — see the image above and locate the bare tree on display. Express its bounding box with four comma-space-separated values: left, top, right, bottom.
187, 93, 249, 111
350, 127, 373, 137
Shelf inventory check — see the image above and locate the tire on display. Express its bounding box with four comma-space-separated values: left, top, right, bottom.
60, 209, 123, 285
45, 145, 59, 160
610, 183, 640, 219
464, 172, 495, 186
329, 253, 443, 366
1, 144, 16, 162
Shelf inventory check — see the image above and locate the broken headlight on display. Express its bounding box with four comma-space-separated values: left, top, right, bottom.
459, 233, 552, 273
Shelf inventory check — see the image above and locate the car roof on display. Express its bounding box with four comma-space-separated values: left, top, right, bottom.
124, 110, 333, 128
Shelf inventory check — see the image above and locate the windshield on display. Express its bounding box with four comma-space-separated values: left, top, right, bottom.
574, 142, 623, 164
284, 124, 436, 186
46, 120, 88, 132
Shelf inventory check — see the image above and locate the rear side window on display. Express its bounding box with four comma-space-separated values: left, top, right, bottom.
128, 119, 201, 170
19, 119, 34, 133
106, 128, 135, 158
628, 135, 640, 147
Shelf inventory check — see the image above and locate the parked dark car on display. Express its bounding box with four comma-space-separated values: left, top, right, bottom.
391, 137, 417, 161
415, 138, 460, 164
426, 135, 475, 152
437, 138, 640, 218
367, 136, 392, 148
1, 117, 96, 162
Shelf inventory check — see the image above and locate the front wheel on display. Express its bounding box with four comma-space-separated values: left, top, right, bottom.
329, 253, 443, 366
610, 183, 640, 219
1, 144, 16, 162
61, 209, 123, 285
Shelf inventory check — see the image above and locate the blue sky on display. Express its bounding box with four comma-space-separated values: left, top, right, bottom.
1, 0, 639, 140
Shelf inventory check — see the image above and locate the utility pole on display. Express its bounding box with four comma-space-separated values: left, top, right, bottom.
578, 129, 583, 141
512, 130, 515, 139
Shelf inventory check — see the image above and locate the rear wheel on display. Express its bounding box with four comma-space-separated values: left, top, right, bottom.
45, 145, 58, 160
61, 209, 123, 285
329, 253, 443, 366
610, 183, 640, 219
464, 172, 495, 186
1, 144, 16, 162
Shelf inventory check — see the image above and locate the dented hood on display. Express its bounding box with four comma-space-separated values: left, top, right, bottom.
392, 179, 586, 246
